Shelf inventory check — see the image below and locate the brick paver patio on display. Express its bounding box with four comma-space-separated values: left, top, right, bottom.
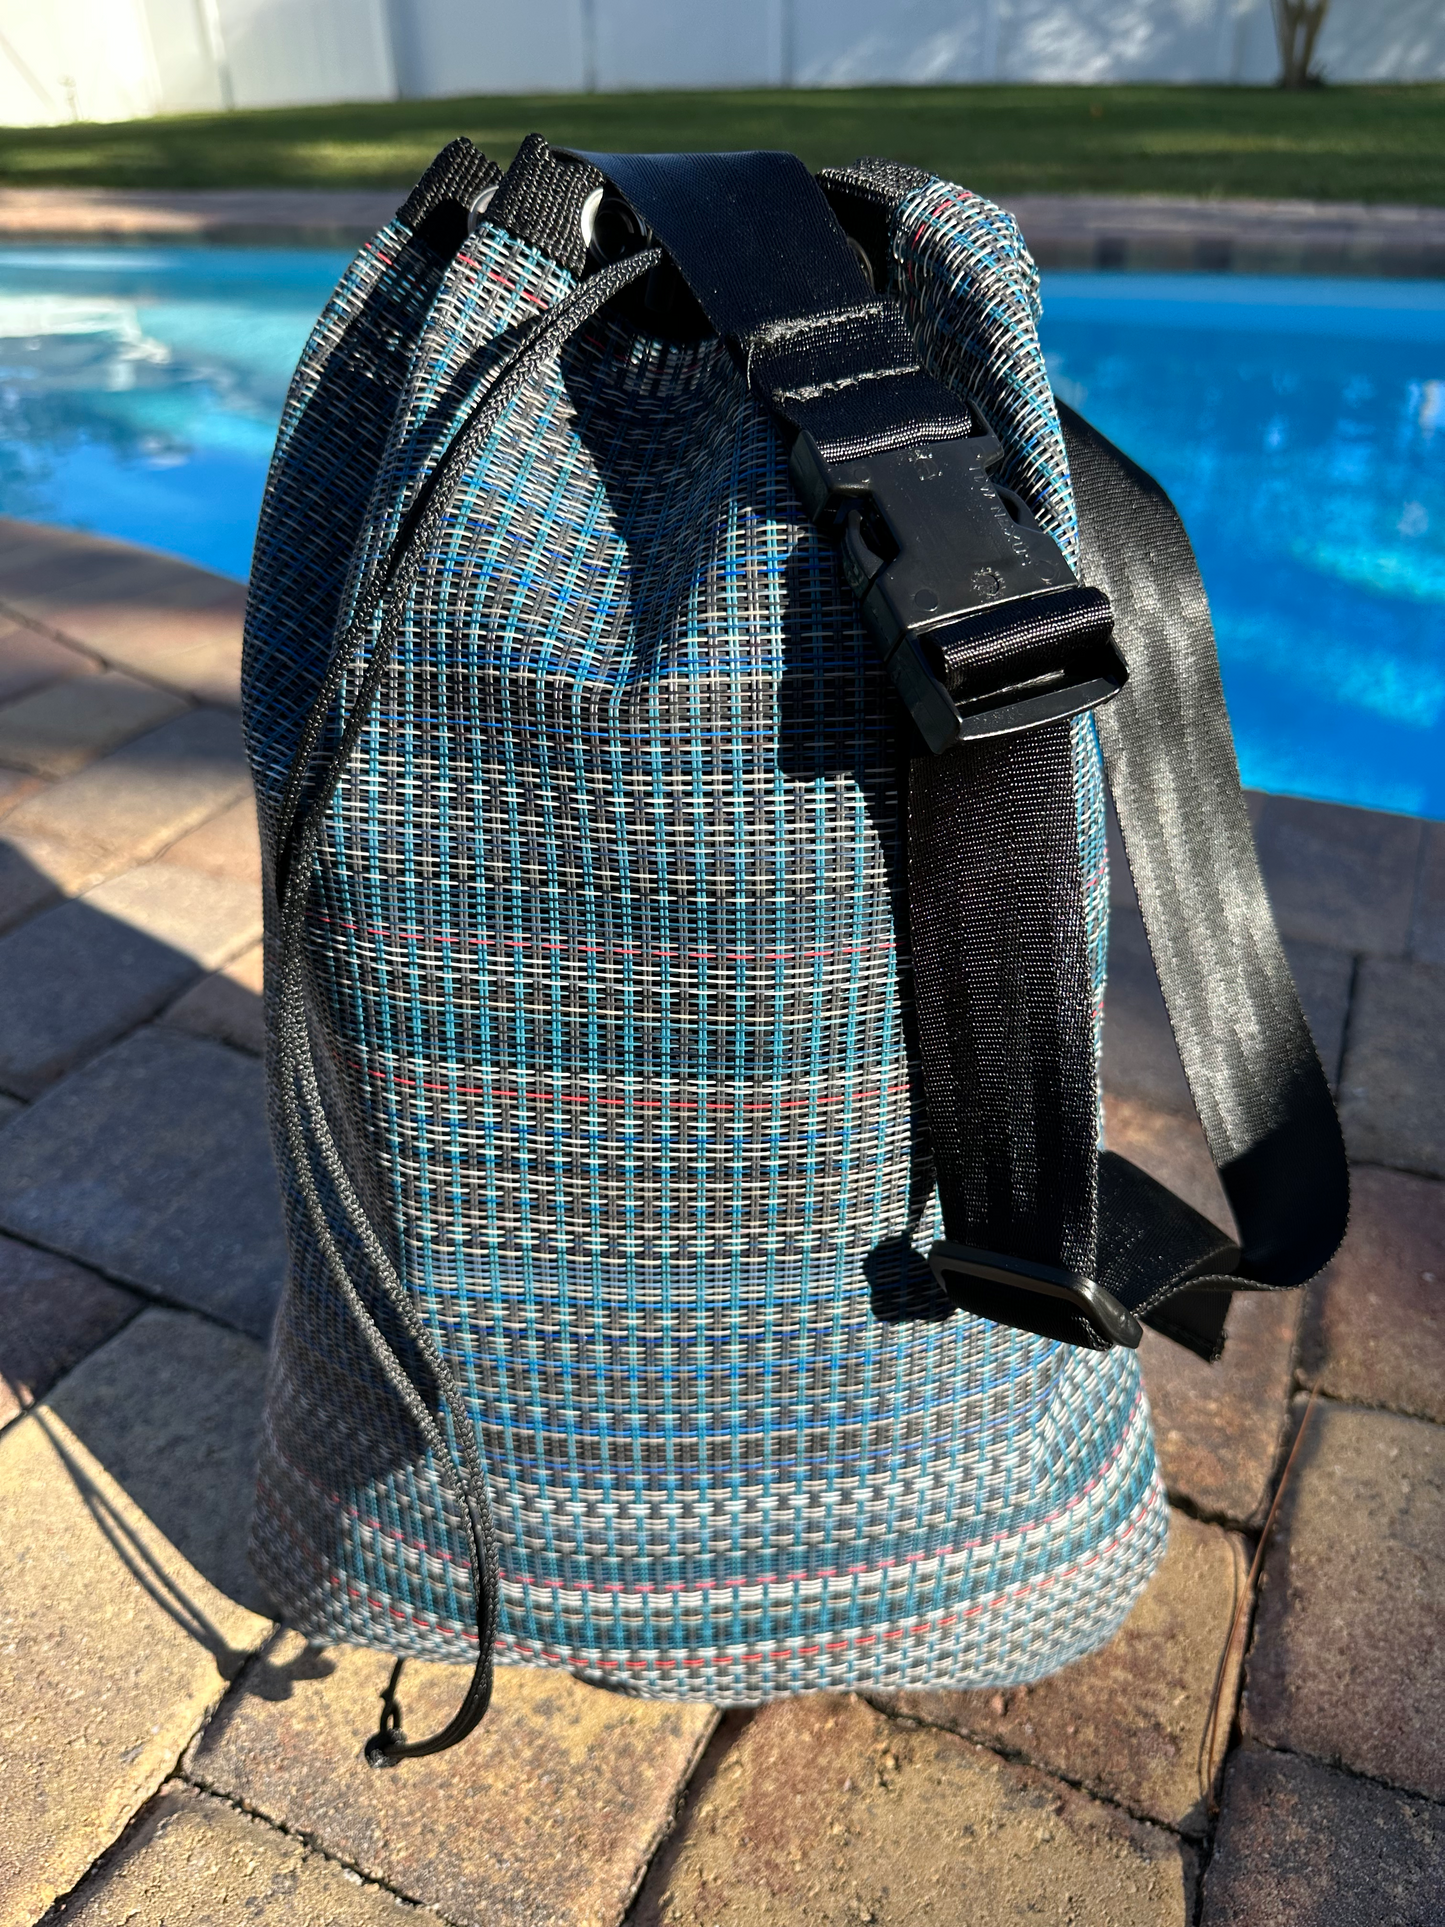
0, 514, 1440, 1925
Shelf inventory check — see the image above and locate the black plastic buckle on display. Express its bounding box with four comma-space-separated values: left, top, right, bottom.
928, 1240, 1143, 1350
790, 421, 1127, 753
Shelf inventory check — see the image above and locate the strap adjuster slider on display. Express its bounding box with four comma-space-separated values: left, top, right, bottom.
927, 1240, 1143, 1350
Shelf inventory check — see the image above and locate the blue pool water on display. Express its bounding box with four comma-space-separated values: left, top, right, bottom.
1041, 274, 1445, 819
0, 247, 1440, 817
0, 246, 349, 585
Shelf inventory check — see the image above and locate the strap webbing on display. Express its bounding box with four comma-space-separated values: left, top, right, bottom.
908, 727, 1100, 1286
572, 149, 977, 456
582, 149, 1349, 1361
579, 149, 1107, 1344
1064, 404, 1350, 1348
576, 148, 868, 342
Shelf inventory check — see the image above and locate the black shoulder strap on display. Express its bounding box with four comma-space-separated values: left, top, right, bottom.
571, 148, 981, 455
1063, 404, 1350, 1342
574, 148, 1348, 1360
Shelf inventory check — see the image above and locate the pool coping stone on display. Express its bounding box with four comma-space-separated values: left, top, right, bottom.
0, 186, 1442, 275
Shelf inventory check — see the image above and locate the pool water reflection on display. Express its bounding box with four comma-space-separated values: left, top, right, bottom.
1040, 275, 1445, 818
0, 246, 348, 583
0, 248, 1439, 817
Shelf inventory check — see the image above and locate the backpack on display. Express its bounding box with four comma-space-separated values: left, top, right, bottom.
240, 135, 1348, 1765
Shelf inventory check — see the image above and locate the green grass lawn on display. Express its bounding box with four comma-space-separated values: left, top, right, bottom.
1, 84, 1442, 204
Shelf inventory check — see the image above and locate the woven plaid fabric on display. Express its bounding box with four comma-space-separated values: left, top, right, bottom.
243, 142, 1167, 1701
244, 220, 447, 799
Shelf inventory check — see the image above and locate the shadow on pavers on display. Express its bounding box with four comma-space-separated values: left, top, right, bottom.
0, 850, 354, 1679
0, 851, 282, 1343
31, 1400, 265, 1673
0, 838, 297, 1645
39, 1286, 277, 1600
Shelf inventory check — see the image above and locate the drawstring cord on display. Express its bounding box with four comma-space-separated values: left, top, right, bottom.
374, 1657, 408, 1756
271, 247, 663, 1766
273, 242, 660, 896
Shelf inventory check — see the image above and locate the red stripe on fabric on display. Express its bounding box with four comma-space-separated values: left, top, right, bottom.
502, 1501, 1155, 1675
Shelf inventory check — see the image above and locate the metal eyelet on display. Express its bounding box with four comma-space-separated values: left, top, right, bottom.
581, 187, 654, 268
466, 183, 498, 234
579, 186, 605, 254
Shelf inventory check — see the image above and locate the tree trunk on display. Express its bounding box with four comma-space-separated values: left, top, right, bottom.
1273, 0, 1330, 89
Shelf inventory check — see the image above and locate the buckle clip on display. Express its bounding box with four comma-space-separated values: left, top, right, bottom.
928, 1240, 1143, 1350
790, 419, 1127, 753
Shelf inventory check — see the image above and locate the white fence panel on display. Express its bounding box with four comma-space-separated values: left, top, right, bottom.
2, 0, 1442, 129
793, 0, 994, 86
580, 0, 1445, 92
0, 0, 160, 126
998, 0, 1230, 83
1226, 0, 1277, 84
214, 0, 395, 109
1321, 0, 1445, 82
389, 0, 587, 96
141, 0, 228, 113
794, 0, 1273, 88
594, 0, 786, 90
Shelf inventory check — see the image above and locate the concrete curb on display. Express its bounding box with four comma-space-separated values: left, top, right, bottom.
0, 187, 402, 250
1002, 192, 1445, 276
0, 185, 1442, 274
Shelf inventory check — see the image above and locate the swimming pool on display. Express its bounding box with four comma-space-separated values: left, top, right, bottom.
1042, 274, 1445, 820
0, 246, 348, 586
0, 246, 1440, 818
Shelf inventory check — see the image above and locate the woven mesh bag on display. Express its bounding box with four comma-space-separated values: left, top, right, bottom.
241, 137, 1345, 1757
